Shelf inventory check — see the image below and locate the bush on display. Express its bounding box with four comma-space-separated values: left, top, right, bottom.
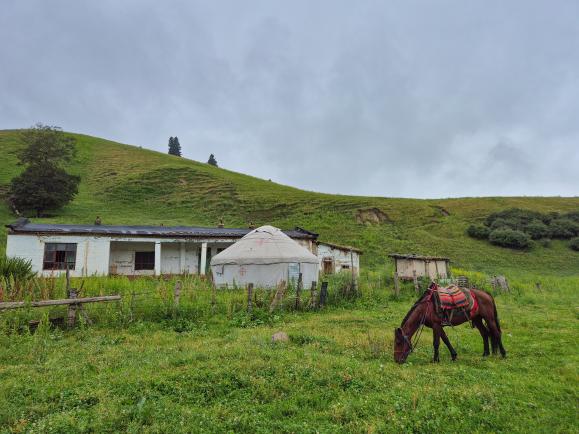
0, 256, 34, 281
526, 220, 550, 240
489, 218, 516, 230
486, 208, 546, 229
569, 237, 579, 252
466, 224, 491, 239
549, 219, 579, 239
489, 229, 531, 249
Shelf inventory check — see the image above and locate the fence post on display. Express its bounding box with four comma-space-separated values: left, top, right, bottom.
211, 281, 217, 313
413, 270, 419, 293
247, 283, 254, 313
67, 288, 78, 328
319, 281, 328, 307
269, 280, 286, 313
295, 273, 302, 309
174, 280, 182, 307
310, 281, 317, 309
393, 272, 400, 297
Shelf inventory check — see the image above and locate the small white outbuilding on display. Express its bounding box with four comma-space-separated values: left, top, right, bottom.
210, 225, 319, 289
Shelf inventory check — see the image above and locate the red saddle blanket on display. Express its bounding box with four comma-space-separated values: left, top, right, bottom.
435, 285, 473, 310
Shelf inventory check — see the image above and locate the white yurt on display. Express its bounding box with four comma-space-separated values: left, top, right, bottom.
210, 225, 319, 289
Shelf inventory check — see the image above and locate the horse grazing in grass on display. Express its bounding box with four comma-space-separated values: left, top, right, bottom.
394, 283, 506, 363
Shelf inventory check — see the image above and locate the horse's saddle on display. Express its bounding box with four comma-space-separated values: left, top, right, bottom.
432, 284, 476, 323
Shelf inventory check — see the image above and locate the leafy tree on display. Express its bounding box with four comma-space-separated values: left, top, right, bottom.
207, 154, 218, 167
10, 164, 80, 217
18, 123, 76, 166
8, 124, 80, 217
489, 228, 531, 249
168, 136, 182, 156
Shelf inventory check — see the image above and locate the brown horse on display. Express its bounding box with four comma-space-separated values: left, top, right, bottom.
393, 284, 506, 363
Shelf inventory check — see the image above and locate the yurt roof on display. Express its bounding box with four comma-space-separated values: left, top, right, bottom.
211, 225, 319, 266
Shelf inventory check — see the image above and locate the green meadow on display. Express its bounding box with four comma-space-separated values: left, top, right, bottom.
0, 129, 577, 433
0, 272, 577, 433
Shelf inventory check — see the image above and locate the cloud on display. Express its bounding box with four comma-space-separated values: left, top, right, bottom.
1, 0, 578, 198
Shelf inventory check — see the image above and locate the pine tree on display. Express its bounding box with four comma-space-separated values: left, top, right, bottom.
168, 136, 182, 156
173, 137, 182, 157
207, 154, 218, 167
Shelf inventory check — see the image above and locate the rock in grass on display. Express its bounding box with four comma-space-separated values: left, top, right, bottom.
271, 331, 289, 343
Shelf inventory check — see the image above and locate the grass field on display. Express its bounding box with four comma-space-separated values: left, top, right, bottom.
0, 129, 578, 275
0, 129, 578, 433
0, 272, 577, 433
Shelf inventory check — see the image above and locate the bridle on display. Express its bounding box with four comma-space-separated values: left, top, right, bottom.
396, 294, 431, 361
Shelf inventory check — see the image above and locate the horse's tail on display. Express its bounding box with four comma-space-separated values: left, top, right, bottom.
492, 295, 501, 333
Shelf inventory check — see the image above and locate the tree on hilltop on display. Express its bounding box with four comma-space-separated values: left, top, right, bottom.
8, 124, 80, 217
168, 136, 182, 156
207, 154, 218, 167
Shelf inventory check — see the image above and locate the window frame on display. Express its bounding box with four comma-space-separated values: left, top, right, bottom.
134, 251, 155, 271
43, 243, 77, 270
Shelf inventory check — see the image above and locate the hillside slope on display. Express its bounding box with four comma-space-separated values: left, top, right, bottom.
0, 129, 578, 275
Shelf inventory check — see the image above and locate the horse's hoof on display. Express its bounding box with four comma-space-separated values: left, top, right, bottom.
451, 355, 458, 361
482, 353, 489, 357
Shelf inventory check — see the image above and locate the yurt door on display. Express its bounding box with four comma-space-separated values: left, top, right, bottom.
288, 262, 300, 285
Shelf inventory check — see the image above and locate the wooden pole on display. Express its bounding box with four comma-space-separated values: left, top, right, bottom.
310, 281, 317, 309
413, 270, 419, 293
269, 280, 286, 313
295, 273, 302, 309
0, 295, 122, 310
67, 287, 78, 328
393, 272, 400, 297
319, 281, 328, 307
247, 283, 254, 313
174, 280, 182, 307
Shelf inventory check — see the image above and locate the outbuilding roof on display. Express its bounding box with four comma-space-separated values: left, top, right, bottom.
6, 218, 318, 240
388, 253, 450, 261
317, 241, 363, 254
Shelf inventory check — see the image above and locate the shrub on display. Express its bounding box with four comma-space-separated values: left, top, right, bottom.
569, 237, 579, 252
526, 220, 550, 240
486, 208, 546, 229
489, 228, 531, 249
0, 256, 34, 281
489, 218, 516, 230
466, 224, 491, 240
549, 219, 579, 239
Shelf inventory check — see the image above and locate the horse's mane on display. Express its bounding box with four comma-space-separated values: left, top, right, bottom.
400, 289, 431, 327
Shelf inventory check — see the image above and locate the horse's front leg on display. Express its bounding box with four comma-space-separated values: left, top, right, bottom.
432, 327, 440, 363
439, 327, 458, 361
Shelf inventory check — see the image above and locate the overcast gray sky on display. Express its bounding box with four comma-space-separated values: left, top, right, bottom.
1, 1, 578, 198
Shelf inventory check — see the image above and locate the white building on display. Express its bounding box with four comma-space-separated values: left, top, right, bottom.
211, 225, 319, 289
317, 241, 362, 276
5, 218, 318, 277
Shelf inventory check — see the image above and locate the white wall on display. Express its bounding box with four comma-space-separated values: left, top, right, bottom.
317, 243, 360, 276
6, 234, 110, 277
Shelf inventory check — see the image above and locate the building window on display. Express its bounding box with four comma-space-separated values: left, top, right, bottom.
43, 243, 77, 270
135, 251, 155, 270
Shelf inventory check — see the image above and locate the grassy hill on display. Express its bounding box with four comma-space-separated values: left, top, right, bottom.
1, 129, 578, 276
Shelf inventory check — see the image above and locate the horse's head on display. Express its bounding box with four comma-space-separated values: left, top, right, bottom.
393, 327, 412, 364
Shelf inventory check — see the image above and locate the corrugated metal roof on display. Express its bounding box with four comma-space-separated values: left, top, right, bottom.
6, 219, 317, 240
388, 253, 449, 261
